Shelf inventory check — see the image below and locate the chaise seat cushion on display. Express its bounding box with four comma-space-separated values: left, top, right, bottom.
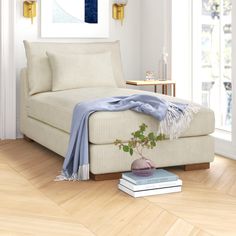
27, 88, 215, 145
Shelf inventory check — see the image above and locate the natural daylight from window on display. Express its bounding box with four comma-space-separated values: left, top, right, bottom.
200, 0, 232, 132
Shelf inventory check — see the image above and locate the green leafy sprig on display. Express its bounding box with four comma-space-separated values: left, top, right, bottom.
114, 123, 165, 159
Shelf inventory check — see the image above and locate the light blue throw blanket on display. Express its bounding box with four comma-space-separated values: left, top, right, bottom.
56, 94, 199, 181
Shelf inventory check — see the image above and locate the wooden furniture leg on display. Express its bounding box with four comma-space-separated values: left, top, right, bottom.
173, 84, 176, 97
183, 163, 210, 171
162, 85, 165, 94
162, 85, 167, 95
23, 135, 34, 142
90, 172, 122, 181
154, 85, 157, 93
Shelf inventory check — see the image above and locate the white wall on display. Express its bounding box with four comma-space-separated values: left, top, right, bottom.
15, 0, 142, 136
141, 0, 171, 78
140, 0, 171, 92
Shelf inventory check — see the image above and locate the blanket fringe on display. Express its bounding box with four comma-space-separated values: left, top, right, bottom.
55, 164, 90, 181
159, 104, 200, 140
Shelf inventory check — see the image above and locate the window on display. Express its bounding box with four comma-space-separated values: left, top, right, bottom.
193, 0, 232, 132
172, 0, 236, 157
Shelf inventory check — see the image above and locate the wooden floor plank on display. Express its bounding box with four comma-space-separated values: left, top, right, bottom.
95, 198, 150, 235
142, 211, 178, 236
165, 219, 194, 236
85, 194, 134, 231
0, 214, 94, 236
118, 204, 163, 236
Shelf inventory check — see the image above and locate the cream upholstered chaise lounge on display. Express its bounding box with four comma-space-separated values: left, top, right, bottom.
20, 41, 215, 180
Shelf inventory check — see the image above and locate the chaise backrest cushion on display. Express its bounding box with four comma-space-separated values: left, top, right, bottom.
47, 51, 117, 91
24, 41, 126, 95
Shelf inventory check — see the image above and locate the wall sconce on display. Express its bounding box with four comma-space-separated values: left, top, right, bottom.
112, 0, 128, 25
23, 0, 37, 24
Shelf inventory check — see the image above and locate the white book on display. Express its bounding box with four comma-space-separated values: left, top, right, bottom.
118, 184, 182, 198
120, 178, 182, 191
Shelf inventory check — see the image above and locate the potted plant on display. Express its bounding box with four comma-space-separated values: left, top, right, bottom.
114, 123, 165, 176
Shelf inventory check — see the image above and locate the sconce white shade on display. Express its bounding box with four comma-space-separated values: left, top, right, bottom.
25, 0, 37, 2
115, 0, 128, 5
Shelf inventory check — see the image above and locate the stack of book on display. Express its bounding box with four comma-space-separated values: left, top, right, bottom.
118, 169, 182, 198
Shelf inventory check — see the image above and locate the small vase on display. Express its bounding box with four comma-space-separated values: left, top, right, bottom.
131, 158, 156, 177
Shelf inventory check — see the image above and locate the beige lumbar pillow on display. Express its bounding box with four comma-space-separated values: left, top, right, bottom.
27, 56, 52, 95
46, 51, 117, 91
24, 41, 52, 95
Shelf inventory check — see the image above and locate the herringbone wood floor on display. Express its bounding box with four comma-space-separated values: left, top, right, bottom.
0, 139, 236, 236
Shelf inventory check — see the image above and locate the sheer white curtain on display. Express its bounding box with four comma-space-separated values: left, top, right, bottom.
0, 0, 16, 139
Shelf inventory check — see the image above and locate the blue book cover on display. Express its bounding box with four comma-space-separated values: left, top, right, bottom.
122, 169, 179, 185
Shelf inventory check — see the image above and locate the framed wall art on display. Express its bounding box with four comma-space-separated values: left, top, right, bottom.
41, 0, 109, 38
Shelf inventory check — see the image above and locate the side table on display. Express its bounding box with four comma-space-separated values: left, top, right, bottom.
126, 80, 176, 97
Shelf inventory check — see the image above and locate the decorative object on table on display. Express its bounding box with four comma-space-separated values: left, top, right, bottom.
23, 0, 37, 24
112, 0, 128, 25
114, 124, 165, 177
145, 71, 155, 81
41, 0, 109, 38
118, 169, 182, 198
158, 47, 168, 81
